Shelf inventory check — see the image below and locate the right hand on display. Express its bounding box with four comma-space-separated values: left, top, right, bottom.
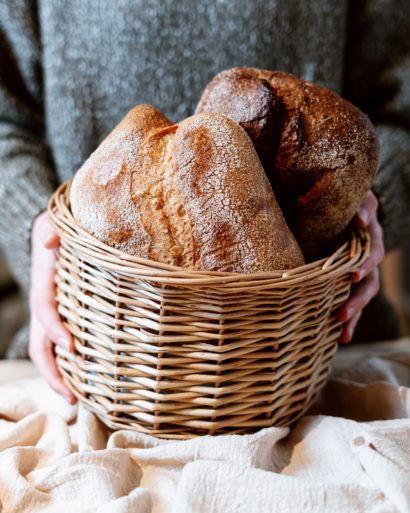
338, 191, 385, 343
29, 211, 76, 404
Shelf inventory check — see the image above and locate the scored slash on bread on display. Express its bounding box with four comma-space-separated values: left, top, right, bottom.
196, 67, 380, 261
70, 105, 305, 272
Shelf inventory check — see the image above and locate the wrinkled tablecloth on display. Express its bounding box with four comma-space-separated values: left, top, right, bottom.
0, 341, 409, 513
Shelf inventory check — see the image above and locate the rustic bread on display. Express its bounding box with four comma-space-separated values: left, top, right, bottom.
70, 104, 305, 272
196, 67, 380, 260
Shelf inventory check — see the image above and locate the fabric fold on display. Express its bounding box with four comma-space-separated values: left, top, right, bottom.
0, 344, 409, 513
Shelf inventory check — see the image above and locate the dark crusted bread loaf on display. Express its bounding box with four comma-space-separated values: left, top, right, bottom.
70, 105, 305, 272
196, 67, 380, 260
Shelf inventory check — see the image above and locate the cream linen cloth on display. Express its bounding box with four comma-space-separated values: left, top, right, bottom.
0, 342, 409, 513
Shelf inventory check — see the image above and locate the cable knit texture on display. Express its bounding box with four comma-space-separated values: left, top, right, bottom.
0, 0, 409, 356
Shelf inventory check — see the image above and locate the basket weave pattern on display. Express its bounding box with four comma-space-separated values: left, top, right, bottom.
49, 181, 369, 439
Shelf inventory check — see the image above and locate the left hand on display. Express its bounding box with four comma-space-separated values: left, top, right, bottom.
338, 191, 385, 343
29, 211, 76, 404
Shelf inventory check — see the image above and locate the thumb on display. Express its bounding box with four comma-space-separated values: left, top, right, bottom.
35, 211, 60, 249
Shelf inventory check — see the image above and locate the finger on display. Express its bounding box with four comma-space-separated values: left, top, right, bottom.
35, 211, 60, 249
31, 233, 73, 351
338, 268, 379, 322
36, 343, 77, 404
340, 311, 362, 344
355, 191, 378, 228
352, 218, 385, 283
29, 317, 77, 404
32, 291, 73, 351
352, 245, 384, 283
367, 213, 383, 244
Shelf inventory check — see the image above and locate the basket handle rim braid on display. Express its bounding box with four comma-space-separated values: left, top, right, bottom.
47, 180, 370, 285
49, 179, 371, 438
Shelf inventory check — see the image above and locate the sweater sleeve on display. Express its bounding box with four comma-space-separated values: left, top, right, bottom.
343, 0, 410, 252
0, 0, 58, 297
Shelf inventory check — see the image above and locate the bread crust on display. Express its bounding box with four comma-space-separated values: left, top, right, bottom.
196, 67, 380, 260
70, 105, 305, 272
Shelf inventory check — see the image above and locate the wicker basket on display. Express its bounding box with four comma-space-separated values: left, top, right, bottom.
48, 180, 369, 439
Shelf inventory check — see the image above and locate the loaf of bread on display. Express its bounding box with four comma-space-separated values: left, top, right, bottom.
70, 105, 305, 272
196, 67, 380, 260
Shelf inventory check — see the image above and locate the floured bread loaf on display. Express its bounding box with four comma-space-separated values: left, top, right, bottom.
196, 67, 380, 260
70, 105, 305, 272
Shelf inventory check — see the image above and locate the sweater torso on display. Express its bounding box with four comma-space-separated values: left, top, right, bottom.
38, 0, 348, 179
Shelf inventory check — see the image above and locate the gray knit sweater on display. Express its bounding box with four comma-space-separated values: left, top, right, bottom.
0, 0, 409, 353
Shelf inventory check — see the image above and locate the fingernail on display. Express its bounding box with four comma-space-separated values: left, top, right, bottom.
58, 336, 71, 351
43, 233, 56, 247
339, 325, 352, 344
345, 307, 354, 320
358, 208, 369, 225
339, 307, 354, 323
64, 393, 75, 405
352, 270, 363, 282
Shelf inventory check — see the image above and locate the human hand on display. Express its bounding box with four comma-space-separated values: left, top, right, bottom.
338, 191, 385, 343
29, 211, 77, 404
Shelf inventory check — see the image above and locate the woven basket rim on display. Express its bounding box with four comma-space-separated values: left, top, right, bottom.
48, 180, 370, 286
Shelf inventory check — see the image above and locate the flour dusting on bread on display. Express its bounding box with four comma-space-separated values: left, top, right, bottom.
70, 105, 305, 272
196, 67, 379, 260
